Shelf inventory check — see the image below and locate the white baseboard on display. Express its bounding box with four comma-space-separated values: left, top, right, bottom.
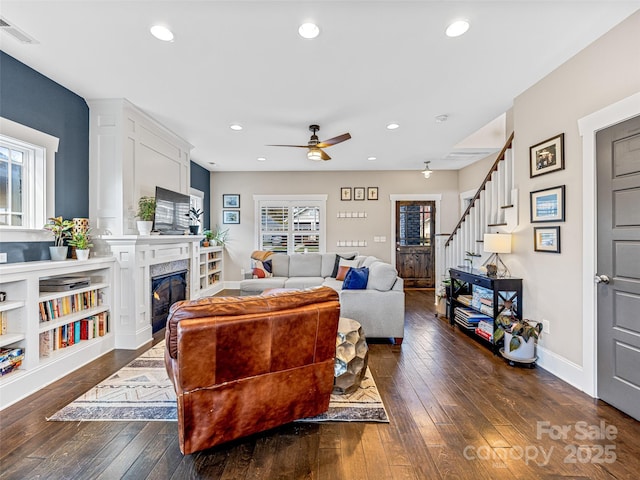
536, 345, 591, 396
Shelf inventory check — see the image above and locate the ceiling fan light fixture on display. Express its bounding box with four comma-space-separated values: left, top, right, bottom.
298, 23, 320, 39
421, 161, 433, 179
446, 20, 470, 38
307, 149, 323, 161
150, 25, 174, 42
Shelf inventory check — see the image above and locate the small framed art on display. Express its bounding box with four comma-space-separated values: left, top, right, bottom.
341, 187, 352, 201
223, 194, 240, 208
354, 187, 365, 201
223, 210, 240, 224
530, 133, 564, 178
367, 187, 379, 201
530, 185, 565, 223
534, 226, 561, 253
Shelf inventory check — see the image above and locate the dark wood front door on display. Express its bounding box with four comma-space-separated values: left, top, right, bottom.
395, 201, 435, 288
596, 114, 640, 421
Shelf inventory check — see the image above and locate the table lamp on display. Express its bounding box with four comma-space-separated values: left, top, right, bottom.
483, 233, 511, 277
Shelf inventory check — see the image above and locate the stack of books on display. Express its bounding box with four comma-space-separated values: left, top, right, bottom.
0, 347, 24, 376
456, 294, 473, 306
454, 307, 492, 330
475, 319, 494, 342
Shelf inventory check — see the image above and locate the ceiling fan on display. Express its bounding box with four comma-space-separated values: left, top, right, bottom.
267, 124, 351, 161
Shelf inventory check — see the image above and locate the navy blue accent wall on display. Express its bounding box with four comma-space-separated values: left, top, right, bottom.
0, 51, 89, 219
190, 162, 211, 230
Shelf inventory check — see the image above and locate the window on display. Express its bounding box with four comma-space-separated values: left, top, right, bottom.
255, 195, 327, 254
0, 136, 44, 228
0, 118, 58, 231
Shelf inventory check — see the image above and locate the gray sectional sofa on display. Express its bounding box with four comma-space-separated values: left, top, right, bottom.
239, 252, 405, 344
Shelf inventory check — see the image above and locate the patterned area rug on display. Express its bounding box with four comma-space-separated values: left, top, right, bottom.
48, 343, 389, 423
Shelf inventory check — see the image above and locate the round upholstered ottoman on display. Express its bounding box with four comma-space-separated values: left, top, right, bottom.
333, 317, 369, 394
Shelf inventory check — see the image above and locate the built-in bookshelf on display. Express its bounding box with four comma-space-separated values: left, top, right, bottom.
198, 246, 224, 297
448, 267, 523, 352
0, 258, 115, 410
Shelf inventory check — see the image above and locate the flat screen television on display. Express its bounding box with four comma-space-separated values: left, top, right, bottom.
153, 186, 191, 235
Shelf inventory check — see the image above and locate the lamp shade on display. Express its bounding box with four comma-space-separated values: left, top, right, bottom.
484, 233, 511, 254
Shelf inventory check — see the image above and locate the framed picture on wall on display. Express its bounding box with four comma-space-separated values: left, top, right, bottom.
223, 210, 240, 224
223, 194, 240, 208
354, 187, 365, 201
530, 185, 565, 222
530, 133, 565, 178
367, 187, 379, 200
340, 187, 352, 201
534, 226, 561, 253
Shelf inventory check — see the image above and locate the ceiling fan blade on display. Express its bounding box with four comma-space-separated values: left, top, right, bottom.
266, 144, 310, 148
320, 149, 331, 161
317, 132, 351, 148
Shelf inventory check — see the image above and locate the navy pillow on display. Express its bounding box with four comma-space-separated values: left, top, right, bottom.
331, 254, 356, 278
342, 267, 369, 290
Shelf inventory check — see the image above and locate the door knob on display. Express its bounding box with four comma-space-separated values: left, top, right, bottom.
594, 274, 610, 284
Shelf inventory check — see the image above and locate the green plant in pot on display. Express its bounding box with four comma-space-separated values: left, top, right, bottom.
202, 229, 213, 247
495, 312, 543, 363
44, 216, 74, 260
209, 225, 229, 246
67, 228, 94, 260
188, 207, 203, 235
136, 196, 156, 235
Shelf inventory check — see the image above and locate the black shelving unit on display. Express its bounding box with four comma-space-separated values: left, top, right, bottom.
448, 267, 523, 351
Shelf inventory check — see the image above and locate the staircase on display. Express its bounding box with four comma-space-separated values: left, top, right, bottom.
444, 132, 517, 272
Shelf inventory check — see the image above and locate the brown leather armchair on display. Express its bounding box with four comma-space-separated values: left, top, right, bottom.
164, 286, 340, 454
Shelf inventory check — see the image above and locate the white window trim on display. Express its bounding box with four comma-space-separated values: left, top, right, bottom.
253, 194, 328, 253
0, 117, 59, 234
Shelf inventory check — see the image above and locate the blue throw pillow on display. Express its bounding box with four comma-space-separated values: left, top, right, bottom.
342, 267, 369, 290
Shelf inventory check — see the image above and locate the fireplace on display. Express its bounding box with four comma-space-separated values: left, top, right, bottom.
151, 270, 187, 333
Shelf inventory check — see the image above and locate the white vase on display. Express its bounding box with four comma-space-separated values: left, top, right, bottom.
75, 249, 90, 261
503, 332, 536, 361
137, 220, 153, 235
49, 246, 68, 261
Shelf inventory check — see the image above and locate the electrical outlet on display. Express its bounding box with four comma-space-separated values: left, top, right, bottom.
542, 319, 550, 335
0, 252, 7, 263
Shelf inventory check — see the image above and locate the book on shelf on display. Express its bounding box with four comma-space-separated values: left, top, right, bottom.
475, 328, 493, 342
0, 311, 6, 335
0, 346, 24, 376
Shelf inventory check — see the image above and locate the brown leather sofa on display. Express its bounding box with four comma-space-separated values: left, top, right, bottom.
164, 286, 340, 455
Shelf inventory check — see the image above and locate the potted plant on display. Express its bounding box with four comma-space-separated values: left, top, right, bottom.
44, 216, 74, 261
67, 228, 94, 261
494, 313, 543, 364
188, 207, 203, 235
136, 196, 156, 235
209, 225, 229, 246
202, 229, 213, 247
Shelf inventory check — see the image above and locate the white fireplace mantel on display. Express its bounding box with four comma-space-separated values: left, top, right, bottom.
99, 235, 203, 349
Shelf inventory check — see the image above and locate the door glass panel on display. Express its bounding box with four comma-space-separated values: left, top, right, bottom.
399, 204, 432, 246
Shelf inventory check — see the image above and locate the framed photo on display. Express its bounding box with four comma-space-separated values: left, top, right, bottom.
530, 185, 565, 223
340, 187, 352, 201
354, 187, 365, 201
223, 194, 240, 208
367, 187, 379, 201
534, 226, 561, 253
530, 133, 564, 178
223, 210, 240, 224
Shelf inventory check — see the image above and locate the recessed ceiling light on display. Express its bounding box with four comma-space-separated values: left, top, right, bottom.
298, 23, 320, 39
257, 157, 267, 162
367, 156, 377, 161
435, 114, 449, 123
208, 162, 216, 166
150, 25, 174, 42
229, 124, 243, 131
446, 20, 470, 38
386, 123, 400, 130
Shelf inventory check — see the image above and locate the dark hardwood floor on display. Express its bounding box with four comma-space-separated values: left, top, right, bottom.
1, 289, 639, 479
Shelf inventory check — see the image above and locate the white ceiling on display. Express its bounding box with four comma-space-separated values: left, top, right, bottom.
1, 1, 638, 172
